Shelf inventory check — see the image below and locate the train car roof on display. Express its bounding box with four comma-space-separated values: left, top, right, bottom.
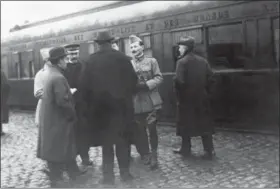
1, 1, 235, 46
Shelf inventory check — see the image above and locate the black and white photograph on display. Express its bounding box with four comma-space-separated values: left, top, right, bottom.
1, 1, 279, 188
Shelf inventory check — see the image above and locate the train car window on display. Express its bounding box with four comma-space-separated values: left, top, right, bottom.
208, 23, 244, 69
123, 38, 133, 58
245, 20, 257, 58
140, 34, 153, 57
208, 23, 243, 44
21, 50, 34, 79
273, 17, 279, 66
10, 52, 20, 79
29, 61, 35, 78
1, 55, 9, 78
88, 42, 95, 54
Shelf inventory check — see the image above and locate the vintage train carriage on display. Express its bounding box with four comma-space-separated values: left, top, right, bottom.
1, 1, 279, 132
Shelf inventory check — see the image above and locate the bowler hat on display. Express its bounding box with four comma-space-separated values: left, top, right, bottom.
48, 47, 69, 60
94, 30, 114, 43
177, 36, 195, 48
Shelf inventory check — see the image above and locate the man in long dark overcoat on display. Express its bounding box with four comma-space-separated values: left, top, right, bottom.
64, 44, 93, 166
173, 36, 215, 160
37, 47, 85, 187
80, 30, 138, 184
1, 70, 10, 136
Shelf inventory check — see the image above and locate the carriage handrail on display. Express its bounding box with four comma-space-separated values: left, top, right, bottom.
162, 68, 280, 76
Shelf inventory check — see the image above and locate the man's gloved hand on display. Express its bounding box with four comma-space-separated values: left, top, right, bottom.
136, 82, 149, 92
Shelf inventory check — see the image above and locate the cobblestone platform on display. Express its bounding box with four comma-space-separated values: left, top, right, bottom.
1, 110, 279, 188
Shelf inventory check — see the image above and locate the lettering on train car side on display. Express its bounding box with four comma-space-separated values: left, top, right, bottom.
164, 18, 179, 29
74, 34, 84, 41
36, 37, 67, 47
163, 10, 230, 29
262, 2, 279, 14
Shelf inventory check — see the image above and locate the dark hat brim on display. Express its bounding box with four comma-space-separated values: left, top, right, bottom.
94, 37, 115, 43
64, 44, 80, 49
48, 52, 69, 61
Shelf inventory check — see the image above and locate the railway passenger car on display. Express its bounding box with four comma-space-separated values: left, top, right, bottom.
1, 1, 279, 131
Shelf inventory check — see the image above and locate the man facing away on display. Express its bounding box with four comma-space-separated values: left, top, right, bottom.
80, 30, 138, 185
37, 47, 85, 187
173, 36, 215, 160
63, 43, 93, 166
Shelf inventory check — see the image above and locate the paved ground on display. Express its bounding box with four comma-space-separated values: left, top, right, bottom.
1, 110, 279, 188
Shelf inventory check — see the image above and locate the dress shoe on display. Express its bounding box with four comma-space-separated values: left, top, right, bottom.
120, 172, 134, 182
82, 159, 94, 166
141, 154, 151, 165
99, 176, 115, 185
68, 166, 87, 180
173, 148, 191, 157
201, 150, 216, 160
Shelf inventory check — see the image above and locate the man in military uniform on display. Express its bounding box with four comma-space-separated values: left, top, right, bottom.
80, 30, 137, 184
129, 35, 163, 169
173, 36, 215, 160
64, 44, 93, 166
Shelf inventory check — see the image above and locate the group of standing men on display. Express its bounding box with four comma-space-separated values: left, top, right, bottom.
33, 29, 215, 187
34, 30, 164, 186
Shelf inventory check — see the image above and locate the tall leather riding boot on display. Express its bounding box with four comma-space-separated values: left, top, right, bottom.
201, 135, 215, 160
148, 123, 159, 169
134, 119, 150, 165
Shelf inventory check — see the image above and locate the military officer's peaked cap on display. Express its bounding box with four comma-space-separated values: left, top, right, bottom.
64, 44, 80, 53
177, 36, 195, 48
129, 35, 142, 45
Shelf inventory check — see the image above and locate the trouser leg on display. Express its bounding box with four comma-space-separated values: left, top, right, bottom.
147, 122, 158, 152
115, 135, 132, 180
46, 161, 64, 184
182, 135, 191, 153
102, 144, 115, 181
133, 118, 150, 157
201, 135, 214, 153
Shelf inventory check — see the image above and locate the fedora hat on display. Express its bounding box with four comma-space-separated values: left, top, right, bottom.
94, 30, 114, 43
48, 46, 69, 61
177, 36, 195, 48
